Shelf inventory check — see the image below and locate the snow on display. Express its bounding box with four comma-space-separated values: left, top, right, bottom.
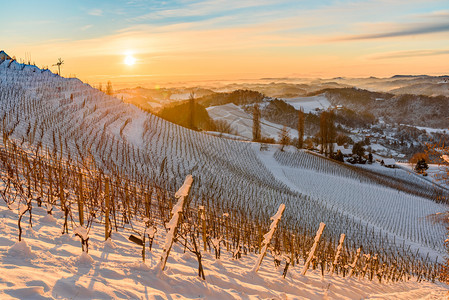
256, 145, 448, 259
398, 162, 449, 189
174, 174, 193, 199
8, 240, 33, 258
157, 175, 193, 272
207, 103, 298, 140
1, 59, 448, 298
382, 158, 396, 166
252, 203, 285, 273
18, 203, 29, 215
74, 225, 89, 240
281, 94, 332, 113
40, 213, 58, 224
170, 93, 191, 100
442, 155, 449, 163
0, 199, 447, 299
77, 252, 95, 265
412, 126, 447, 134
301, 222, 326, 275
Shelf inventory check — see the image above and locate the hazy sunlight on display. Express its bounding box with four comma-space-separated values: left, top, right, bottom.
124, 54, 136, 66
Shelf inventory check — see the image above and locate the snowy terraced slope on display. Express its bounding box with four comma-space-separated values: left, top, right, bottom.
207, 103, 298, 140
1, 199, 447, 299
0, 59, 447, 263
281, 94, 332, 113
269, 147, 448, 255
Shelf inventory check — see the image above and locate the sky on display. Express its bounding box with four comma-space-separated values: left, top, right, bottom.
1, 0, 448, 87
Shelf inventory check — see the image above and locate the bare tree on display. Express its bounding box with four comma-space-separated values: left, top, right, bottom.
319, 110, 335, 157
53, 58, 64, 76
278, 126, 290, 151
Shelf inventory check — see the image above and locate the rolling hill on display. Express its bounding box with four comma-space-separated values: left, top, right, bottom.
0, 54, 448, 298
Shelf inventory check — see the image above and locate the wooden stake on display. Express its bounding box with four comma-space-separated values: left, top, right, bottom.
105, 178, 110, 240
301, 222, 325, 276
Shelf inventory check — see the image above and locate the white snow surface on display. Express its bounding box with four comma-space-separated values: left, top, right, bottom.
1, 198, 448, 299
256, 145, 448, 259
207, 103, 298, 140
281, 94, 332, 113
0, 60, 448, 298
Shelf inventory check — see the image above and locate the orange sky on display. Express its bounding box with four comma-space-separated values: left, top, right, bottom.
2, 1, 449, 88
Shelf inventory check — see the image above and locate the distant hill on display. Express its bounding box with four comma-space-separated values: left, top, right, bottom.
196, 89, 265, 107
314, 87, 449, 128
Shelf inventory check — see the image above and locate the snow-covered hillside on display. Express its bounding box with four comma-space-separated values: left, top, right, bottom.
207, 103, 298, 140
281, 94, 332, 113
0, 56, 448, 298
0, 197, 448, 299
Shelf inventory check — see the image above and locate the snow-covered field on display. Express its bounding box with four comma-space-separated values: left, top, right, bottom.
207, 103, 298, 140
1, 58, 449, 298
1, 194, 448, 299
281, 94, 332, 113
259, 146, 448, 257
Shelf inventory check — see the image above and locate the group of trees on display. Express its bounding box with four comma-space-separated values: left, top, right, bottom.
252, 104, 336, 155
97, 81, 113, 96
319, 111, 335, 157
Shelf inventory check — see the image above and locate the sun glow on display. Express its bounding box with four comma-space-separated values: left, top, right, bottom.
124, 54, 136, 66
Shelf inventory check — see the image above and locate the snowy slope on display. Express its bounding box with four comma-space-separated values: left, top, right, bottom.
207, 103, 298, 140
281, 94, 332, 113
0, 193, 447, 299
1, 57, 448, 297
257, 145, 447, 258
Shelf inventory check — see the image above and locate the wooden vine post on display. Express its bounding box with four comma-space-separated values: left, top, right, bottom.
105, 178, 111, 240
199, 206, 207, 251
48, 166, 53, 206
157, 175, 193, 273
301, 222, 326, 276
251, 203, 285, 273
59, 165, 64, 210
78, 172, 84, 226
331, 233, 345, 275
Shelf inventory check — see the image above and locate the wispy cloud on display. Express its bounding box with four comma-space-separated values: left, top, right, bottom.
88, 9, 103, 16
371, 49, 449, 60
335, 22, 449, 41
81, 24, 93, 31
128, 0, 285, 22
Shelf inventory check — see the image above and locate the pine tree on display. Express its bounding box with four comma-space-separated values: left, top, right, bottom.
189, 92, 195, 129
414, 158, 428, 174
253, 104, 261, 141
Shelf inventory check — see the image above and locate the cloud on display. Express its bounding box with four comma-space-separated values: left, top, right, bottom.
334, 21, 449, 41
370, 49, 449, 60
81, 25, 93, 31
129, 0, 284, 22
88, 9, 103, 16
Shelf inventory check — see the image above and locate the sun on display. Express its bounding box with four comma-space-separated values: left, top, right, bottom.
124, 54, 136, 66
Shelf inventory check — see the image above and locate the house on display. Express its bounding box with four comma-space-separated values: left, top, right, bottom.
381, 158, 396, 168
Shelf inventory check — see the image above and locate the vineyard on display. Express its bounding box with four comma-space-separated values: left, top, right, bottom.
0, 59, 448, 297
